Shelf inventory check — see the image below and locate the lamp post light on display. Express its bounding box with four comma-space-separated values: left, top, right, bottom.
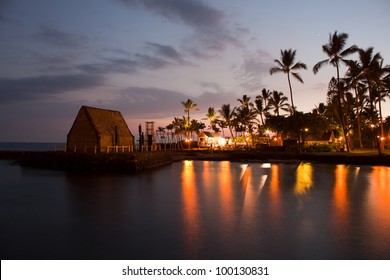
370, 124, 375, 149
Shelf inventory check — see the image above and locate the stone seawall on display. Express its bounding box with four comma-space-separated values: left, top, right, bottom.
0, 151, 173, 173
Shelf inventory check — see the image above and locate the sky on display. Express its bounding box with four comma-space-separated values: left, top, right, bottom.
0, 0, 389, 142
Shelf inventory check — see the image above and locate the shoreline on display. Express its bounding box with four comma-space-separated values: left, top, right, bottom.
1, 149, 390, 171
172, 150, 390, 166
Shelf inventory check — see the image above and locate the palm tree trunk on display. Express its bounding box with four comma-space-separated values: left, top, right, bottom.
354, 86, 364, 148
367, 80, 382, 154
287, 73, 295, 112
287, 73, 301, 153
336, 64, 350, 152
378, 96, 385, 151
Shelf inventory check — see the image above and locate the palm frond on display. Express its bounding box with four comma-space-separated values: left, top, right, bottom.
340, 44, 358, 57
291, 62, 307, 70
269, 66, 285, 75
313, 59, 329, 74
291, 72, 304, 83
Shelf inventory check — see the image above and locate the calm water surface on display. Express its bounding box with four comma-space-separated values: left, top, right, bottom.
1, 160, 390, 259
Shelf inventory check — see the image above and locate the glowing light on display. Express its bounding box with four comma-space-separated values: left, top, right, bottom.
261, 163, 271, 168
240, 164, 248, 181
294, 163, 313, 196
339, 137, 343, 141
218, 138, 226, 147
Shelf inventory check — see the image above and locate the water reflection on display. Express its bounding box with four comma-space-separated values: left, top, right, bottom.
3, 160, 390, 259
181, 160, 201, 258
294, 163, 313, 196
367, 166, 390, 255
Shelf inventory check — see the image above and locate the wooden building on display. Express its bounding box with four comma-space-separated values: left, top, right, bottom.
67, 106, 134, 152
306, 130, 337, 146
198, 131, 223, 148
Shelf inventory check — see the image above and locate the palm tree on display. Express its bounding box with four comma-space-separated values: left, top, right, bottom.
270, 49, 307, 113
313, 31, 358, 152
181, 98, 199, 140
181, 99, 199, 128
219, 104, 236, 146
345, 60, 368, 148
257, 88, 271, 112
254, 98, 265, 126
234, 106, 257, 147
237, 94, 253, 108
205, 107, 219, 132
165, 123, 174, 144
267, 91, 289, 116
355, 47, 385, 153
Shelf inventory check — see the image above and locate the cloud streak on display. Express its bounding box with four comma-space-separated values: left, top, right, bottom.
36, 26, 90, 48
0, 74, 105, 103
118, 0, 245, 53
77, 42, 194, 75
234, 49, 274, 92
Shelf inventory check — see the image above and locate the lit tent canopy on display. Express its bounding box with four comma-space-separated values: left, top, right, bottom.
67, 106, 134, 152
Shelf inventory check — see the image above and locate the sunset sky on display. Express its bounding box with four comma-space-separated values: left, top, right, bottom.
0, 0, 389, 142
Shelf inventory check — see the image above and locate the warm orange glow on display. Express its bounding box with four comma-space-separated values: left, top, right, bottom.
181, 160, 201, 257
332, 164, 349, 236
366, 166, 390, 251
294, 163, 313, 196
268, 164, 282, 230
219, 161, 233, 220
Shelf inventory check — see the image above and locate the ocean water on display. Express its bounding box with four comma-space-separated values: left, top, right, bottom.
0, 142, 65, 151
1, 160, 390, 260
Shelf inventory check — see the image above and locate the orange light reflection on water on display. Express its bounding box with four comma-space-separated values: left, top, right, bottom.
333, 165, 349, 219
367, 166, 390, 252
181, 160, 201, 257
294, 163, 313, 196
268, 164, 282, 230
219, 161, 234, 229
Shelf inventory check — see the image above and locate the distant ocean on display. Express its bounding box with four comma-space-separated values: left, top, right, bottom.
0, 142, 66, 151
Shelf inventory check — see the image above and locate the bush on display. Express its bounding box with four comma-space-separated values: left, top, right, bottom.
304, 144, 332, 152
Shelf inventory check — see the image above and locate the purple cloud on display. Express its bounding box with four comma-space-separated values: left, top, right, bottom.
36, 26, 90, 48
0, 74, 105, 103
118, 0, 244, 53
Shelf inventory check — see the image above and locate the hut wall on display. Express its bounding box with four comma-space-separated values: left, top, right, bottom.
67, 110, 98, 150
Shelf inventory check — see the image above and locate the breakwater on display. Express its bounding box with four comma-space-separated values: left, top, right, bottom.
0, 151, 173, 173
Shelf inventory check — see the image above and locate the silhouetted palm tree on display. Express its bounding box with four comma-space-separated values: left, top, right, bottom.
345, 60, 368, 148
268, 91, 289, 116
237, 94, 253, 108
205, 107, 219, 132
234, 106, 257, 146
219, 104, 236, 146
257, 88, 271, 111
254, 98, 265, 126
270, 49, 307, 113
313, 31, 358, 152
181, 98, 199, 140
355, 47, 385, 153
181, 99, 198, 126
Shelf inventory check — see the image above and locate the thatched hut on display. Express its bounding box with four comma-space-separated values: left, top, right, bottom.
67, 106, 134, 152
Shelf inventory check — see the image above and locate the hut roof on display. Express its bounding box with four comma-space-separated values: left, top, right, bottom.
71, 105, 133, 137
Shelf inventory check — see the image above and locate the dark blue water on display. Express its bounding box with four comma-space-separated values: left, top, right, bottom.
0, 142, 65, 151
1, 160, 390, 259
